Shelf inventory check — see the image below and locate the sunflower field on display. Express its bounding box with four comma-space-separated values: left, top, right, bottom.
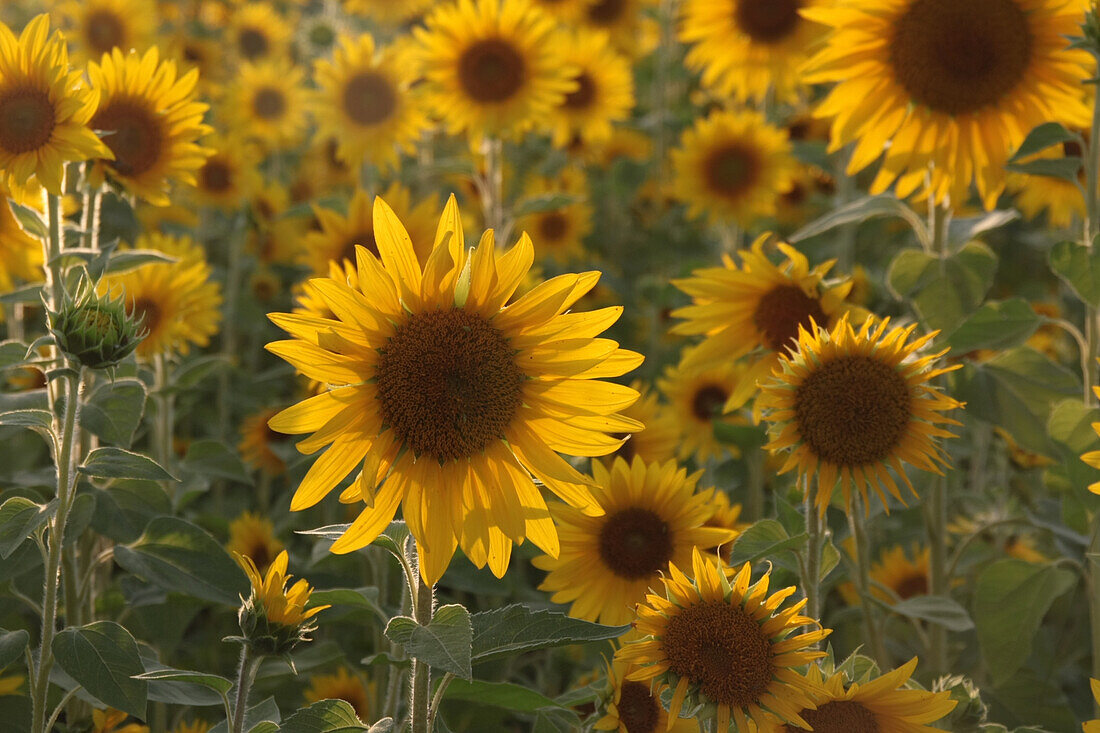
5, 0, 1100, 731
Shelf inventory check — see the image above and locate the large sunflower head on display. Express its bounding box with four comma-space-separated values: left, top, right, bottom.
759, 314, 964, 516
56, 0, 156, 64
595, 660, 698, 733
615, 548, 829, 731
658, 353, 750, 464
670, 109, 796, 226
227, 510, 285, 573
88, 47, 212, 207
803, 0, 1092, 209
533, 456, 737, 625
229, 3, 293, 63
0, 15, 110, 194
545, 28, 634, 149
304, 666, 372, 720
228, 58, 309, 151
266, 194, 643, 583
412, 0, 579, 139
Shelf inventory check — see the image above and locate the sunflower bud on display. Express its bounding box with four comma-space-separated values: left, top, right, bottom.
50, 283, 143, 370
232, 550, 328, 656
934, 675, 988, 733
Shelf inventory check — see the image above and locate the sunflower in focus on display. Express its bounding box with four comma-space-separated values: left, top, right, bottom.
514, 170, 592, 264
230, 3, 293, 63
57, 0, 155, 64
680, 0, 827, 104
305, 666, 371, 720
266, 195, 642, 583
595, 660, 697, 733
240, 408, 292, 476
236, 550, 327, 630
659, 355, 749, 464
227, 511, 285, 572
839, 543, 930, 605
88, 47, 211, 207
228, 59, 309, 150
599, 380, 679, 467
616, 548, 829, 731
803, 0, 1092, 209
0, 15, 110, 194
0, 189, 44, 293
413, 0, 578, 140
546, 29, 634, 149
671, 110, 795, 227
190, 135, 262, 211
759, 314, 964, 516
99, 233, 223, 360
342, 0, 434, 26
534, 457, 737, 625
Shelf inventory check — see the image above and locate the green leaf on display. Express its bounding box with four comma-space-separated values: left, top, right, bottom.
0, 409, 53, 432
103, 249, 177, 275
945, 299, 1041, 353
973, 560, 1076, 685
132, 668, 233, 696
1005, 157, 1083, 182
277, 700, 368, 731
8, 201, 46, 238
366, 720, 393, 733
209, 697, 281, 733
308, 588, 387, 624
789, 194, 929, 248
82, 378, 146, 447
727, 519, 807, 570
889, 595, 974, 631
0, 629, 29, 670
251, 724, 280, 733
165, 355, 230, 393
0, 283, 43, 305
90, 481, 172, 544
0, 340, 31, 369
1045, 398, 1100, 492
1010, 122, 1076, 160
79, 447, 178, 482
443, 679, 561, 713
712, 422, 767, 450
887, 241, 998, 335
0, 496, 56, 559
948, 210, 1020, 245
52, 621, 147, 718
385, 604, 472, 679
1049, 240, 1100, 307
470, 604, 629, 664
181, 439, 253, 484
112, 516, 249, 605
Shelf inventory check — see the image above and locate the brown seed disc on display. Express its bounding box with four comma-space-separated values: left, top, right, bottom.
457, 38, 526, 103
691, 383, 728, 422
85, 10, 125, 56
342, 71, 398, 126
893, 571, 928, 599
537, 212, 569, 242
563, 72, 597, 110
238, 28, 270, 60
252, 88, 287, 120
92, 99, 164, 177
200, 158, 233, 193
787, 700, 881, 733
129, 295, 162, 335
597, 507, 672, 580
617, 680, 660, 733
751, 284, 827, 352
701, 142, 761, 199
735, 0, 802, 44
0, 87, 56, 155
587, 0, 626, 25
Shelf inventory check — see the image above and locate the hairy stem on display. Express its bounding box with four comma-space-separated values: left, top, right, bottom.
848, 492, 890, 668
409, 546, 435, 733
230, 646, 261, 733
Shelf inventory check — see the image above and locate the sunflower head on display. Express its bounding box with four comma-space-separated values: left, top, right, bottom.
304, 666, 372, 720
595, 660, 698, 733
227, 510, 285, 571
234, 550, 328, 655
50, 277, 144, 370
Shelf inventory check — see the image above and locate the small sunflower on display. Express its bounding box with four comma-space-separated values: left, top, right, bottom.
595, 661, 697, 733
534, 456, 737, 625
342, 0, 435, 25
57, 0, 155, 64
88, 47, 212, 207
658, 354, 749, 464
0, 15, 110, 194
190, 135, 262, 211
671, 109, 795, 227
759, 314, 964, 515
839, 543, 930, 606
545, 28, 634, 149
229, 3, 293, 63
0, 187, 44, 293
679, 0, 826, 104
227, 510, 285, 572
412, 0, 578, 140
568, 125, 653, 165
99, 233, 223, 360
169, 33, 223, 92
802, 0, 1092, 209
266, 194, 642, 583
514, 169, 592, 265
782, 658, 956, 732
312, 33, 428, 171
236, 550, 328, 629
616, 548, 829, 731
228, 59, 309, 150
291, 139, 358, 204
600, 380, 680, 467
304, 666, 372, 721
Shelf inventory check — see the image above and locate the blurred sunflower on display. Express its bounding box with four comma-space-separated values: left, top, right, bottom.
545, 28, 634, 149
227, 511, 284, 572
803, 0, 1092, 209
595, 660, 697, 733
190, 135, 262, 211
99, 233, 223, 360
170, 721, 210, 733
514, 170, 592, 264
759, 314, 963, 515
342, 0, 434, 25
534, 457, 736, 625
0, 189, 44, 293
839, 543, 930, 605
240, 407, 292, 477
579, 0, 650, 51
291, 139, 358, 204
412, 0, 577, 140
57, 0, 155, 63
92, 709, 149, 733
568, 125, 652, 165
680, 0, 826, 104
229, 59, 309, 150
658, 354, 749, 464
266, 195, 642, 583
616, 548, 829, 732
229, 3, 293, 63
671, 109, 795, 227
88, 47, 212, 207
1083, 385, 1100, 494
705, 489, 746, 562
0, 674, 23, 695
600, 380, 679, 466
312, 33, 428, 171
0, 15, 110, 194
169, 33, 223, 92
304, 666, 371, 720
1007, 137, 1087, 229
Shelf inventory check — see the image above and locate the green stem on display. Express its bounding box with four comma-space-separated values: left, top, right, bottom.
847, 491, 890, 668
478, 137, 504, 235
1083, 57, 1100, 705
230, 647, 261, 733
218, 213, 246, 443
409, 546, 435, 733
802, 477, 823, 633
152, 353, 175, 480
745, 447, 765, 522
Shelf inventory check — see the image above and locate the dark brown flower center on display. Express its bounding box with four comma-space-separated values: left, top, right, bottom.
537, 212, 569, 242
252, 88, 287, 120
129, 296, 162, 334
893, 571, 928, 599
376, 308, 523, 463
794, 355, 911, 467
617, 680, 660, 733
342, 71, 398, 126
563, 72, 597, 110
200, 159, 233, 193
0, 88, 56, 155
85, 10, 125, 55
458, 38, 526, 103
662, 600, 775, 708
735, 0, 802, 43
340, 230, 378, 263
238, 27, 269, 60
92, 99, 164, 177
597, 507, 671, 580
702, 143, 761, 198
752, 284, 828, 352
587, 0, 626, 25
787, 701, 881, 733
889, 0, 1032, 115
691, 384, 727, 422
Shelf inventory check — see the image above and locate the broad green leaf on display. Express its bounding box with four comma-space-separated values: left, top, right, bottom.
133, 667, 233, 695
0, 340, 30, 369
90, 480, 172, 544
79, 447, 177, 482
0, 496, 56, 559
52, 621, 147, 718
712, 422, 767, 450
181, 439, 253, 484
0, 409, 53, 432
1010, 122, 1076, 160
790, 194, 929, 248
209, 697, 281, 733
727, 519, 807, 570
82, 378, 146, 447
0, 629, 29, 670
443, 679, 561, 713
945, 299, 1041, 353
277, 700, 368, 731
63, 492, 96, 548
165, 355, 230, 393
888, 241, 998, 335
251, 724, 280, 733
973, 560, 1076, 685
889, 595, 974, 631
1045, 399, 1100, 493
0, 283, 42, 305
470, 604, 629, 663
366, 720, 393, 733
385, 604, 472, 679
1049, 240, 1100, 307
1005, 157, 1083, 182
8, 201, 47, 238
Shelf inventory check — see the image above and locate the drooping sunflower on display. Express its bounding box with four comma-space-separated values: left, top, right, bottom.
679, 0, 826, 104
87, 47, 212, 207
802, 0, 1092, 209
0, 15, 110, 194
759, 314, 964, 515
782, 658, 956, 732
658, 355, 749, 464
616, 548, 829, 731
514, 169, 592, 264
312, 33, 428, 172
304, 667, 372, 721
599, 380, 680, 467
412, 0, 578, 140
227, 511, 285, 572
229, 3, 293, 63
190, 135, 262, 211
671, 110, 795, 227
266, 194, 643, 583
672, 235, 862, 412
228, 59, 309, 150
595, 661, 698, 733
0, 188, 44, 293
533, 456, 737, 625
56, 0, 156, 64
545, 28, 634, 149
839, 543, 930, 605
236, 550, 328, 629
99, 233, 223, 360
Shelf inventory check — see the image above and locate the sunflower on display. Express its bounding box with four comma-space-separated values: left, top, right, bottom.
57, 0, 155, 64
291, 139, 358, 204
227, 510, 285, 572
87, 47, 212, 207
312, 33, 428, 172
171, 722, 210, 733
514, 169, 592, 265
304, 667, 371, 720
595, 661, 697, 733
240, 409, 292, 476
0, 674, 23, 696
658, 354, 749, 464
671, 110, 795, 227
839, 543, 930, 606
534, 456, 737, 625
266, 194, 642, 583
228, 59, 309, 150
545, 28, 634, 149
169, 32, 223, 92
1006, 138, 1087, 229
802, 0, 1092, 210
567, 125, 652, 165
0, 15, 110, 194
616, 548, 829, 731
600, 380, 680, 467
672, 235, 862, 412
759, 314, 964, 516
1083, 386, 1100, 494
229, 3, 293, 63
92, 709, 149, 733
0, 188, 44, 293
236, 550, 328, 628
99, 233, 223, 360
579, 0, 651, 52
412, 0, 578, 140
342, 0, 435, 25
190, 135, 262, 211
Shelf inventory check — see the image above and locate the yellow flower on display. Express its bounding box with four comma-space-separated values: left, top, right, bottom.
266, 194, 642, 583
56, 0, 156, 65
190, 135, 262, 211
1085, 678, 1100, 733
759, 314, 963, 515
227, 511, 285, 572
228, 59, 310, 150
236, 550, 328, 628
92, 709, 150, 733
0, 674, 24, 696
802, 0, 1092, 209
304, 667, 372, 720
615, 548, 829, 731
341, 0, 435, 25
534, 456, 737, 625
239, 410, 292, 478
545, 28, 634, 149
0, 187, 43, 293
839, 543, 930, 606
171, 721, 211, 733
594, 661, 697, 732
229, 3, 293, 63
0, 15, 110, 194
598, 380, 680, 467
1082, 385, 1100, 495
514, 168, 592, 265
1007, 136, 1088, 230
658, 354, 750, 464
578, 0, 651, 52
